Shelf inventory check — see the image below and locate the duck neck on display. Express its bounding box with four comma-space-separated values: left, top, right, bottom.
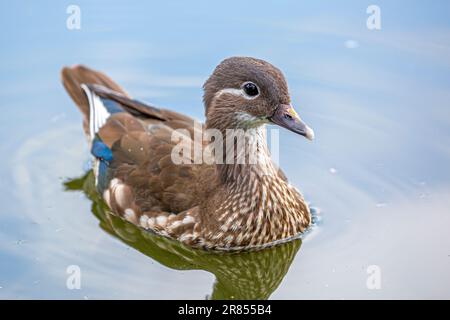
205, 116, 278, 185
223, 126, 277, 184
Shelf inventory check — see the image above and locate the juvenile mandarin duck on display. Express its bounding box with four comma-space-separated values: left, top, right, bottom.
61, 57, 314, 251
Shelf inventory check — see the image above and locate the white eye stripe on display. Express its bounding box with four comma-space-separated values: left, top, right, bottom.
214, 88, 259, 100
216, 88, 244, 97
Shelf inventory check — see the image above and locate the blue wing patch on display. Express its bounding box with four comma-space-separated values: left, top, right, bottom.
91, 137, 113, 193
102, 98, 125, 114
91, 137, 113, 163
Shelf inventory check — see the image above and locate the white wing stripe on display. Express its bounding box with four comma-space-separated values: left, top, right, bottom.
81, 84, 111, 141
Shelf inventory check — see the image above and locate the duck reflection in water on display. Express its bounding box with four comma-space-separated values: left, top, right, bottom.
65, 171, 302, 300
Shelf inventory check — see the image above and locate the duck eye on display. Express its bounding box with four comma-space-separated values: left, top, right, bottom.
242, 82, 259, 97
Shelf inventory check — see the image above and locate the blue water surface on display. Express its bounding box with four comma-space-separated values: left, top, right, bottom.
0, 0, 449, 299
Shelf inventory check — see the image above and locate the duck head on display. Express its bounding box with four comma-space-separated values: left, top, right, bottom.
203, 56, 314, 140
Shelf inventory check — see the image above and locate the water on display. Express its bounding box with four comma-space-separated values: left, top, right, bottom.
1, 1, 450, 299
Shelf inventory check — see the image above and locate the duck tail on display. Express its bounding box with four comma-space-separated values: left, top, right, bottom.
60, 65, 129, 137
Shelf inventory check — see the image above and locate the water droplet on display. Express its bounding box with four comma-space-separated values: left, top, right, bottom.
344, 40, 359, 49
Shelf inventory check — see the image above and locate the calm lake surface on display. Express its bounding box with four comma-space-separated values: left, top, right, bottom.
1, 1, 449, 299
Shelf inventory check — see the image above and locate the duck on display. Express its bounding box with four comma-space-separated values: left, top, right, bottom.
61, 56, 314, 251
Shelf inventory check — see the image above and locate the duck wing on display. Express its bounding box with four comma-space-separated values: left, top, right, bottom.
61, 65, 213, 218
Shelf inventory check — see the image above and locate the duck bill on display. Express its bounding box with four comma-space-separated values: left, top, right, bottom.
269, 104, 314, 140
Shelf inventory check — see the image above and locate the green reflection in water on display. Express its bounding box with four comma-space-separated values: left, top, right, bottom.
65, 171, 302, 299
